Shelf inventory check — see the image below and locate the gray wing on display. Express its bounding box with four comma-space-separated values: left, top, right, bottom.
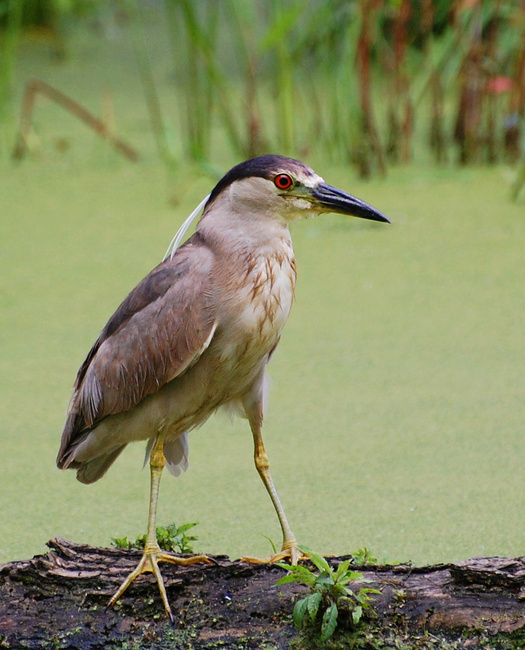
57, 233, 217, 468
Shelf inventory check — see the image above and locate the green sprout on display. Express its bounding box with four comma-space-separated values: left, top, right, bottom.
112, 522, 199, 554
277, 547, 379, 642
351, 546, 377, 566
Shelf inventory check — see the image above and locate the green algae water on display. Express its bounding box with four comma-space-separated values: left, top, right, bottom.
2, 159, 524, 566
1, 15, 524, 566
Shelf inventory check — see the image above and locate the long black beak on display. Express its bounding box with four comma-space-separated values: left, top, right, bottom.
312, 183, 390, 223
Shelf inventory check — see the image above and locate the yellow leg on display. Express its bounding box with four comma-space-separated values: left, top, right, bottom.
242, 424, 304, 566
108, 434, 210, 622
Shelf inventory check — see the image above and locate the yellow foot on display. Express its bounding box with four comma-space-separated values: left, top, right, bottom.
108, 546, 211, 622
241, 541, 305, 566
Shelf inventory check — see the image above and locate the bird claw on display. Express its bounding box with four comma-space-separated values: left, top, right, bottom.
241, 541, 305, 566
108, 546, 211, 622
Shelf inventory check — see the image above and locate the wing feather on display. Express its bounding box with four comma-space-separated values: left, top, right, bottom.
57, 234, 217, 467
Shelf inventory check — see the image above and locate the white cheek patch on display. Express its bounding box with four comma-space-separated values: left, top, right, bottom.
291, 197, 314, 211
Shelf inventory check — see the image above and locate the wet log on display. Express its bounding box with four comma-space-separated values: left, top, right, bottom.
1, 539, 525, 648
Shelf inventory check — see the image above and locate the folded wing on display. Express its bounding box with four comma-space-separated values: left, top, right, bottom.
57, 234, 217, 470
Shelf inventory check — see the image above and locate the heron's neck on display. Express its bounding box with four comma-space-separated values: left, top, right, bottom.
197, 204, 294, 259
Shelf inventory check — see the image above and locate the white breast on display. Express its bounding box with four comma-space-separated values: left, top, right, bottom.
240, 246, 295, 333
217, 243, 297, 368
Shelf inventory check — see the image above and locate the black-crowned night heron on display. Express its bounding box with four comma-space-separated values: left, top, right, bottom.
57, 154, 389, 621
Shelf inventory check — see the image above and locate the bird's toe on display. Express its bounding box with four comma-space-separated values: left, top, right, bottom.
241, 541, 305, 566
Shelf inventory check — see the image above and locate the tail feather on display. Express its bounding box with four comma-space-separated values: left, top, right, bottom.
143, 432, 189, 477
75, 445, 128, 484
164, 432, 189, 477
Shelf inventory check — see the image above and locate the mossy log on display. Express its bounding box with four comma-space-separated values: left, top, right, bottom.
1, 539, 525, 648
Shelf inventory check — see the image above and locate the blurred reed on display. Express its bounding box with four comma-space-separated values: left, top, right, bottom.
2, 0, 525, 193
161, 0, 525, 182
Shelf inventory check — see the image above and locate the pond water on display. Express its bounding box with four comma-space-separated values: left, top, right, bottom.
1, 14, 525, 566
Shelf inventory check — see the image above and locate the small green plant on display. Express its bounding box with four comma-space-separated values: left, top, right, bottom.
276, 547, 379, 643
112, 523, 199, 554
351, 546, 377, 567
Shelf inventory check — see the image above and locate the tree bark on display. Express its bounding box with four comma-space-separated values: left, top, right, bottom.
1, 539, 525, 648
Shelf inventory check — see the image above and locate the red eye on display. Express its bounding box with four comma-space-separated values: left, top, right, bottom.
274, 173, 293, 190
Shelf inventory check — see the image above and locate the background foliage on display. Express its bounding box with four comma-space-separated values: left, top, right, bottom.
0, 1, 524, 566
1, 0, 524, 177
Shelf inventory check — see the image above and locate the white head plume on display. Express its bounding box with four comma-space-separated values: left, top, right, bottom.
163, 194, 210, 261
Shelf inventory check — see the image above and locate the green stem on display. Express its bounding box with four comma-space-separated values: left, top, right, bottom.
0, 0, 23, 156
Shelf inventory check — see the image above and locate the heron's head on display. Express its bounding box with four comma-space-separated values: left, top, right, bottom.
203, 154, 390, 226
165, 155, 389, 259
